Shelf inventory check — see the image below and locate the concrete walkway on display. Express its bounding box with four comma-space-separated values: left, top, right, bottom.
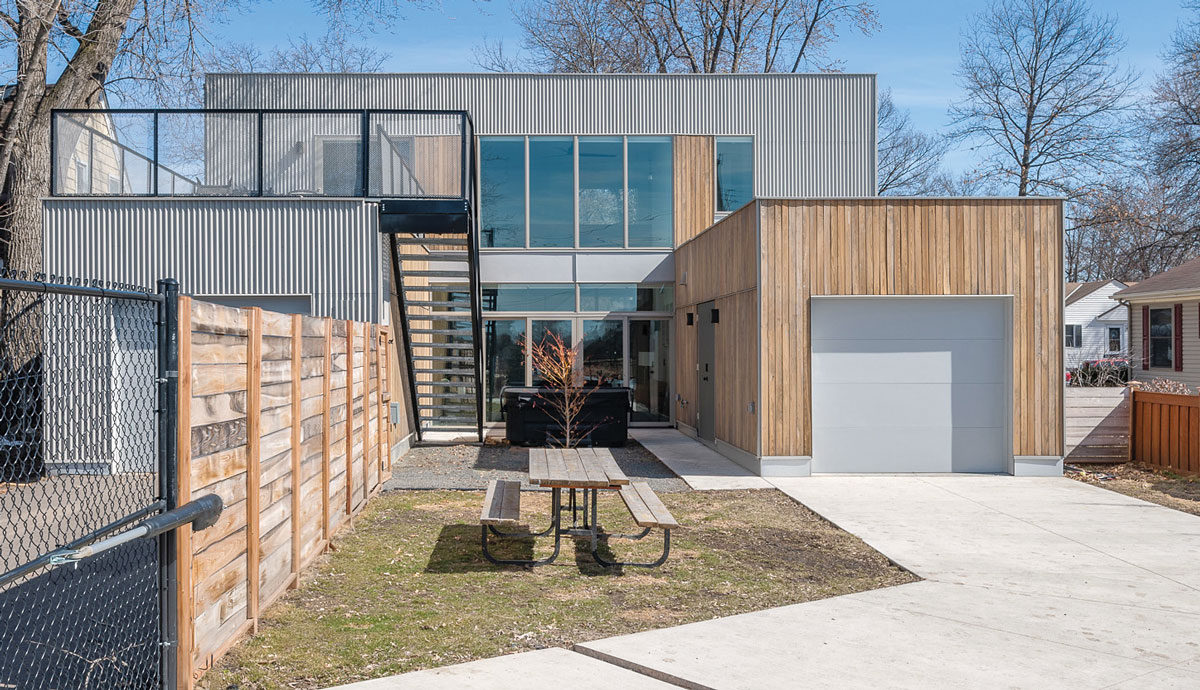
328, 476, 1200, 689
630, 428, 772, 490
578, 477, 1200, 689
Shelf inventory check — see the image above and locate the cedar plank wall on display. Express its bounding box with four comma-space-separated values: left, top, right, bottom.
180, 299, 398, 687
757, 198, 1064, 459
673, 136, 716, 246
673, 204, 759, 454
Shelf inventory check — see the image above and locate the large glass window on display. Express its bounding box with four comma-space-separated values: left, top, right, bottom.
579, 137, 625, 247
530, 319, 573, 385
529, 137, 575, 247
627, 137, 673, 247
482, 284, 575, 312
716, 137, 754, 213
484, 319, 526, 421
480, 138, 525, 247
479, 135, 674, 248
579, 284, 637, 312
630, 320, 670, 423
637, 285, 674, 312
1150, 308, 1173, 368
583, 320, 625, 386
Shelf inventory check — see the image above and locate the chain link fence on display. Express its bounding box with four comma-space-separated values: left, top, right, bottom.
0, 272, 168, 689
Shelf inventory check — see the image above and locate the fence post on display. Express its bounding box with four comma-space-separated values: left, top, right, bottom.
290, 314, 302, 585
245, 308, 263, 631
322, 318, 332, 542
345, 320, 354, 518
157, 279, 182, 690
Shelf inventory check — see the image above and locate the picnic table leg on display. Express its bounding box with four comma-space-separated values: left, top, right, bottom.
481, 488, 562, 567
591, 529, 671, 569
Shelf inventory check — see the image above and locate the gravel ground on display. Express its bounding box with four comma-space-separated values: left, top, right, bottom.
384, 440, 689, 492
1067, 462, 1200, 517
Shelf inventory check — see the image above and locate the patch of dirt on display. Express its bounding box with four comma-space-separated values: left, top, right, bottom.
1067, 463, 1200, 517
199, 488, 915, 690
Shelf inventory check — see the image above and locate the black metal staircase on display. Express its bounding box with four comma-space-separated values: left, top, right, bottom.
385, 201, 484, 443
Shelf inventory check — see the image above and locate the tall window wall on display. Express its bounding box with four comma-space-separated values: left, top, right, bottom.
480, 136, 674, 249
482, 283, 673, 425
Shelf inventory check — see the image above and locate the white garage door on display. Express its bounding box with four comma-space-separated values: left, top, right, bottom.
811, 297, 1010, 473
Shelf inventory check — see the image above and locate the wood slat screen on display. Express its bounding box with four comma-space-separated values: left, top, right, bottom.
177, 298, 402, 687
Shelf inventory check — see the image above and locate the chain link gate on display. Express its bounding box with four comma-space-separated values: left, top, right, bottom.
0, 274, 201, 690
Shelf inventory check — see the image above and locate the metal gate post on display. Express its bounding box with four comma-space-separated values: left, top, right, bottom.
157, 278, 181, 690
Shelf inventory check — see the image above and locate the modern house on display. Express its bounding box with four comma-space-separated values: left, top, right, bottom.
1114, 258, 1200, 391
41, 72, 1065, 476
1064, 279, 1130, 368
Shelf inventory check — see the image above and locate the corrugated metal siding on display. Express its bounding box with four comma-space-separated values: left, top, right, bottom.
42, 198, 386, 322
204, 73, 877, 197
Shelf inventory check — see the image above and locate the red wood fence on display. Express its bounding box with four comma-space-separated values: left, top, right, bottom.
1130, 389, 1200, 477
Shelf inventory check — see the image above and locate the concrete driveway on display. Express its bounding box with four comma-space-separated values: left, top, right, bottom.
577, 477, 1200, 689
331, 476, 1200, 689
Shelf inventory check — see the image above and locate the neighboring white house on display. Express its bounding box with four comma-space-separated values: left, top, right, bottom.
1064, 280, 1131, 368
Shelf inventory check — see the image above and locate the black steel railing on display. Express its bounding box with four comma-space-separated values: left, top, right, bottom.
50, 108, 475, 204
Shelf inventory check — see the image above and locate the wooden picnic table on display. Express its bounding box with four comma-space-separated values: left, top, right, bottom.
479, 446, 675, 568
528, 447, 629, 489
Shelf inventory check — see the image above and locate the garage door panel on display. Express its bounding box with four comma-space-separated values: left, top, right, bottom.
811, 427, 952, 473
952, 427, 1010, 473
811, 299, 1005, 341
811, 297, 1010, 474
813, 382, 1006, 429
813, 382, 950, 429
811, 339, 1006, 384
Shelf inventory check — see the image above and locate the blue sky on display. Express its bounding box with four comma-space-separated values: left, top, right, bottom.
215, 0, 1195, 173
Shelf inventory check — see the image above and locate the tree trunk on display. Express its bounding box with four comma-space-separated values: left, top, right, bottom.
3, 118, 50, 275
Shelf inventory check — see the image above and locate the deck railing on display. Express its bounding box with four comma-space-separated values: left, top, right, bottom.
50, 108, 474, 202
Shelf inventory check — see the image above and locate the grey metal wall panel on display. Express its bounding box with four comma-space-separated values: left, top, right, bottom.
42, 198, 386, 322
204, 73, 877, 197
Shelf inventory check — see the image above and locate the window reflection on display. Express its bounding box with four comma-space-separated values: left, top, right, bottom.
530, 137, 574, 247
628, 137, 673, 246
480, 138, 525, 247
579, 137, 625, 247
716, 137, 753, 213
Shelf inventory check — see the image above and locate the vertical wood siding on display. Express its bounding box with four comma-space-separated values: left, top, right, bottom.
179, 300, 401, 687
673, 136, 715, 246
757, 198, 1064, 459
673, 204, 759, 454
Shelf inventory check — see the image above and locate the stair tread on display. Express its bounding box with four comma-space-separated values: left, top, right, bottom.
402, 270, 470, 277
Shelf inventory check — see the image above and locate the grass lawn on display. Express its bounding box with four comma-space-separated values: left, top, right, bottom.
1068, 463, 1200, 517
199, 488, 915, 689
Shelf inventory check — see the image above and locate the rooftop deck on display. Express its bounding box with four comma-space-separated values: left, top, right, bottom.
50, 108, 474, 202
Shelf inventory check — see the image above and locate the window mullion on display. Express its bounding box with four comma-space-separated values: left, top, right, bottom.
573, 135, 580, 249
524, 136, 531, 248
623, 136, 629, 248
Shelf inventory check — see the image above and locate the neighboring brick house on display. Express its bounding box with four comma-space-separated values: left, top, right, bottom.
1114, 258, 1200, 390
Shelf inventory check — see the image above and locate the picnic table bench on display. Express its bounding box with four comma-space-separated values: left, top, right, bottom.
479, 448, 677, 568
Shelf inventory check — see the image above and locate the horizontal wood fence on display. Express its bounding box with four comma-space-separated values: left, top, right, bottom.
176, 298, 401, 687
1130, 389, 1200, 477
1065, 387, 1130, 463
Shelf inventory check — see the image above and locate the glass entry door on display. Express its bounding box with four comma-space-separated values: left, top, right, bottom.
482, 316, 672, 425
629, 319, 670, 423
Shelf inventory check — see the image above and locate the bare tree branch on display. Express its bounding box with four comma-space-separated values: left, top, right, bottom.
948, 0, 1136, 197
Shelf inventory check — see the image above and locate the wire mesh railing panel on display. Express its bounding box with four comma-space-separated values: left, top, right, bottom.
0, 275, 163, 690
